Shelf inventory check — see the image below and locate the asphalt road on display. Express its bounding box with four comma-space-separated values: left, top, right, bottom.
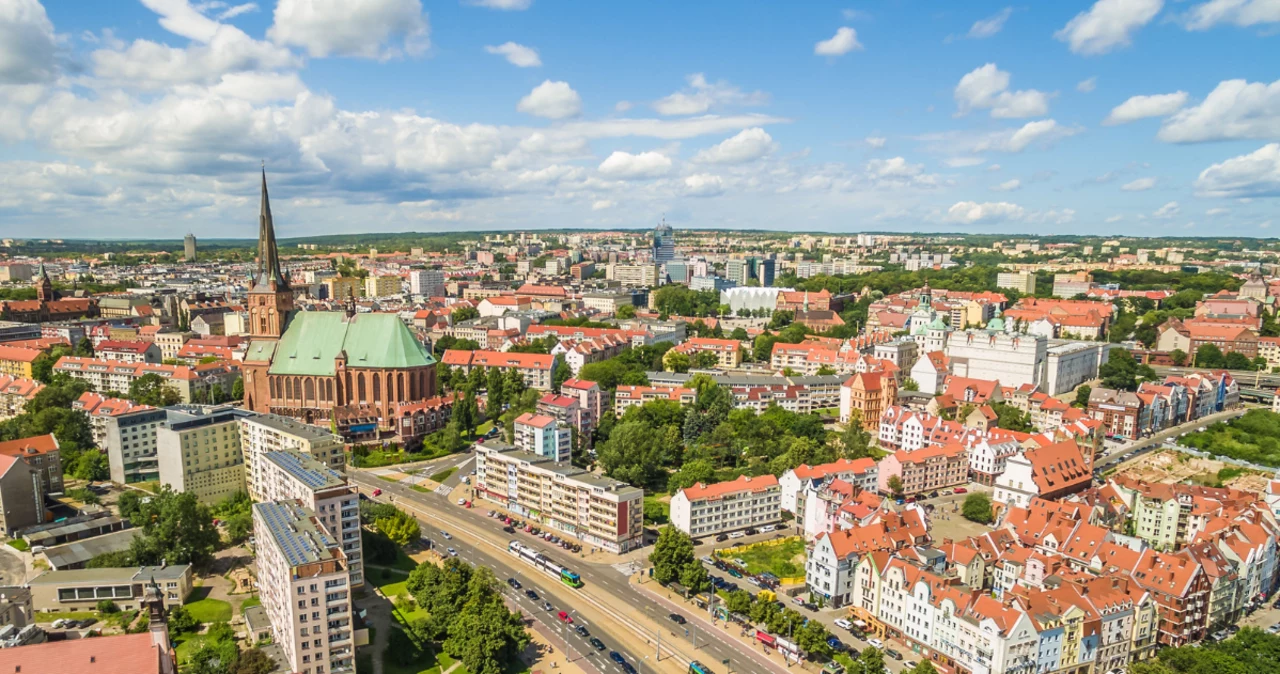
355, 471, 787, 674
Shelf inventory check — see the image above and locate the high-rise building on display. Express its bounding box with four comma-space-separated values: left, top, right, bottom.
156, 406, 252, 505
257, 449, 363, 588
364, 275, 401, 297
183, 234, 197, 261
726, 258, 757, 285
240, 413, 347, 501
652, 221, 675, 264
409, 269, 445, 296
757, 258, 775, 287
253, 500, 356, 674
664, 259, 691, 285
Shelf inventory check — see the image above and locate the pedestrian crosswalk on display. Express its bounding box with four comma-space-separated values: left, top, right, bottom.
435, 483, 452, 495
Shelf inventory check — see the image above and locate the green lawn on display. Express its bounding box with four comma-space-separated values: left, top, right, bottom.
184, 595, 233, 623
716, 537, 807, 578
643, 494, 670, 525
378, 474, 404, 482
429, 466, 457, 483
6, 538, 29, 552
31, 610, 97, 624
240, 595, 261, 610
174, 631, 215, 662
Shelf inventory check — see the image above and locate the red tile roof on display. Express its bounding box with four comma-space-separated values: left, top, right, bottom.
0, 632, 170, 674
680, 474, 778, 501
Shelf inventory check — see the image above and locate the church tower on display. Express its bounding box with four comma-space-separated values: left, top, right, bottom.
247, 169, 294, 338
35, 263, 54, 303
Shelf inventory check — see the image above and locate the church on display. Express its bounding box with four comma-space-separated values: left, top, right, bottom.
241, 171, 438, 425
0, 265, 97, 323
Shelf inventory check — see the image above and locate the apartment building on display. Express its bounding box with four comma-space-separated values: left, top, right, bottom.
96, 340, 162, 364
513, 413, 571, 462
0, 374, 43, 421
558, 378, 603, 430
253, 501, 356, 674
877, 442, 969, 496
668, 337, 743, 368
1045, 341, 1110, 396
997, 271, 1036, 295
0, 433, 61, 496
440, 350, 557, 390
153, 330, 192, 360
839, 371, 898, 430
240, 414, 346, 501
156, 406, 251, 505
258, 449, 363, 589
669, 474, 781, 538
364, 275, 401, 298
0, 345, 42, 379
53, 357, 239, 404
613, 385, 696, 416
608, 263, 660, 287
0, 454, 43, 535
408, 269, 445, 296
473, 440, 644, 553
323, 276, 363, 300
74, 391, 152, 447
102, 406, 168, 485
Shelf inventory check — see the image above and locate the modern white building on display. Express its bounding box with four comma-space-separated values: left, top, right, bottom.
1044, 341, 1111, 396
806, 529, 860, 607
669, 474, 781, 538
253, 500, 355, 674
997, 272, 1036, 295
258, 449, 364, 589
513, 413, 571, 463
240, 414, 346, 501
409, 269, 446, 296
720, 287, 788, 315
103, 406, 167, 485
944, 325, 1047, 390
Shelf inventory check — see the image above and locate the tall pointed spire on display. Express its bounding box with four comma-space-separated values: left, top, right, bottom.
253, 166, 288, 291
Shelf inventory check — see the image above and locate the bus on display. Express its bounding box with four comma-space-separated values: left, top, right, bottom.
508, 540, 584, 588
688, 661, 715, 674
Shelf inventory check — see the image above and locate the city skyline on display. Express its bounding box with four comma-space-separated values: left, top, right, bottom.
1, 0, 1278, 238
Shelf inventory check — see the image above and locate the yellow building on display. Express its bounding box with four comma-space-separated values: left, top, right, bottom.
323, 276, 364, 300
365, 274, 402, 297
0, 345, 43, 378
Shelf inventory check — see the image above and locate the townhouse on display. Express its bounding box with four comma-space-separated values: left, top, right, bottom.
877, 442, 969, 496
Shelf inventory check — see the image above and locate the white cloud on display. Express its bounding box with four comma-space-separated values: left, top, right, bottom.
553, 113, 788, 142
954, 64, 1050, 118
1055, 0, 1163, 55
484, 42, 540, 67
215, 3, 260, 20
920, 120, 1079, 156
1106, 214, 1124, 223
947, 200, 1025, 224
968, 7, 1013, 38
991, 178, 1021, 191
944, 157, 986, 167
652, 73, 768, 116
1185, 0, 1280, 29
614, 101, 633, 113
91, 27, 299, 90
1194, 143, 1280, 197
1153, 200, 1180, 218
1103, 92, 1188, 125
865, 136, 887, 148
464, 0, 532, 9
1157, 78, 1280, 143
814, 27, 863, 56
591, 199, 615, 211
692, 128, 777, 164
684, 174, 724, 197
987, 164, 1002, 171
0, 0, 59, 84
517, 80, 582, 119
597, 151, 672, 179
1206, 207, 1230, 215
1077, 77, 1097, 93
269, 0, 430, 59
865, 157, 939, 187
1121, 176, 1157, 191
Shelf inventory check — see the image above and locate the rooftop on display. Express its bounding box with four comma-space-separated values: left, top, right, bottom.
264, 449, 347, 491
254, 501, 340, 568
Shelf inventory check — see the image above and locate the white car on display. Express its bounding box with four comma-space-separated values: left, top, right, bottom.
447, 547, 457, 556
457, 498, 466, 505
904, 662, 918, 671
759, 524, 776, 533
728, 531, 746, 539
834, 619, 853, 631
868, 638, 884, 649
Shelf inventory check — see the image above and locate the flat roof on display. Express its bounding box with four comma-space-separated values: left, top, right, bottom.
29, 564, 190, 585
254, 501, 339, 568
244, 413, 337, 441
42, 530, 141, 570
24, 516, 127, 545
264, 450, 347, 491
477, 441, 643, 499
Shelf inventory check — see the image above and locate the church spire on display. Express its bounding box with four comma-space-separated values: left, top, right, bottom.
253, 167, 288, 292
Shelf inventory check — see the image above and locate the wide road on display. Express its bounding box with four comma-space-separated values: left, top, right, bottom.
356, 472, 782, 674
1153, 365, 1279, 390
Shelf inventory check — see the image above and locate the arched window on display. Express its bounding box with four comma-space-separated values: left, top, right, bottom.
372, 373, 381, 402
304, 378, 315, 404
323, 379, 332, 402
409, 371, 417, 400
285, 378, 294, 399
269, 377, 276, 398
397, 373, 405, 401
357, 373, 366, 402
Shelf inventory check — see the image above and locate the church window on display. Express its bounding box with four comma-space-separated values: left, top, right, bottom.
357, 374, 366, 402
305, 378, 315, 403
372, 374, 381, 402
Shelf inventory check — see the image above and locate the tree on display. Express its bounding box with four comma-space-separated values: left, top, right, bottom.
442, 567, 530, 674
408, 557, 474, 640
962, 492, 994, 524
126, 486, 220, 566
72, 450, 109, 481
454, 390, 475, 434
991, 403, 1033, 432
223, 512, 252, 545
1073, 384, 1092, 409
96, 599, 120, 613
376, 509, 420, 546
598, 420, 677, 488
386, 628, 423, 667
74, 337, 94, 357
231, 648, 276, 674
664, 350, 692, 373
693, 350, 720, 369
451, 306, 480, 323
887, 475, 904, 497
908, 662, 940, 674
118, 490, 144, 520
30, 353, 55, 383
901, 377, 919, 392
485, 367, 506, 411
649, 525, 696, 586
1195, 343, 1226, 369
617, 304, 637, 319
682, 379, 733, 442
552, 360, 573, 392
129, 373, 182, 407
840, 412, 872, 459
1099, 349, 1155, 391
679, 558, 712, 594
859, 646, 888, 674
1224, 351, 1253, 370
167, 605, 199, 634
730, 327, 748, 340
1169, 349, 1188, 367
795, 619, 833, 660
667, 458, 716, 493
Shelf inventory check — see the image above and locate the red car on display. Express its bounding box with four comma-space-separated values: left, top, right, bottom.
953, 487, 968, 494
557, 611, 573, 624
372, 488, 382, 497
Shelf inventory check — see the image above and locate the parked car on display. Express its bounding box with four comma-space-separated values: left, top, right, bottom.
503, 526, 515, 533
590, 637, 606, 651
827, 636, 846, 651
868, 638, 884, 649
507, 578, 522, 589
834, 618, 853, 631
700, 556, 714, 565
904, 662, 918, 671
745, 528, 758, 536
953, 487, 968, 494
759, 524, 776, 533
457, 498, 466, 505
727, 568, 743, 578
885, 649, 903, 661
728, 531, 746, 539
715, 533, 729, 542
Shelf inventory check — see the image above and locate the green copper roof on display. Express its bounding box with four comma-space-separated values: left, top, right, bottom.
268, 311, 436, 377
986, 317, 1006, 331
928, 316, 948, 330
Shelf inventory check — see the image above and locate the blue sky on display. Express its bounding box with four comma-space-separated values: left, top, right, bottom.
1, 0, 1278, 239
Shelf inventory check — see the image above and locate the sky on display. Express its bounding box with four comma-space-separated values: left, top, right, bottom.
0, 0, 1278, 240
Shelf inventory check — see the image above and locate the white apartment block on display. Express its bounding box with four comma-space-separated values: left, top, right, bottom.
474, 440, 644, 553
258, 449, 363, 589
253, 501, 355, 674
240, 414, 346, 502
409, 269, 446, 296
608, 264, 660, 287
997, 272, 1036, 295
669, 474, 781, 538
156, 406, 251, 505
1045, 341, 1111, 396
944, 330, 1047, 390
103, 407, 167, 485
514, 413, 571, 463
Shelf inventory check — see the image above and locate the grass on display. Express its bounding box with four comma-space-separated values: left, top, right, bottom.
32, 610, 98, 623
430, 466, 457, 483
410, 484, 435, 495
716, 537, 807, 578
174, 631, 215, 662
241, 595, 261, 610
184, 588, 233, 623
378, 474, 405, 482
643, 494, 670, 525
6, 538, 29, 552
356, 652, 375, 674
136, 481, 161, 494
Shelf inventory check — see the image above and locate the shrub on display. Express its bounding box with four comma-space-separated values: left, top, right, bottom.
96, 600, 120, 614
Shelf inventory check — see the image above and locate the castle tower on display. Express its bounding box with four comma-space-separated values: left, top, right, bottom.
247, 168, 294, 338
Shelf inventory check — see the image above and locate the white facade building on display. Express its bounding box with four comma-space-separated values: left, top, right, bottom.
409, 269, 446, 296
669, 474, 781, 538
944, 328, 1047, 390
1045, 341, 1111, 396
240, 414, 346, 501
258, 449, 364, 589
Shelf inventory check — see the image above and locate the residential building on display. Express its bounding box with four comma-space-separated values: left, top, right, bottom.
240, 413, 346, 501
96, 340, 162, 364
27, 565, 191, 613
668, 337, 742, 368
323, 276, 363, 300
1156, 320, 1259, 359
102, 406, 167, 484
473, 440, 644, 553
390, 396, 454, 449
997, 272, 1037, 295
1087, 388, 1144, 439
0, 632, 177, 674
514, 413, 571, 462
839, 371, 898, 429
0, 374, 43, 421
253, 501, 356, 674
558, 378, 602, 431
184, 233, 197, 261
877, 442, 969, 496
258, 449, 363, 589
1045, 342, 1110, 396
613, 385, 696, 415
409, 269, 446, 296
364, 274, 401, 297
991, 440, 1092, 508
669, 474, 781, 538
910, 351, 949, 395
778, 457, 878, 514
53, 357, 239, 404
582, 290, 636, 315
0, 433, 61, 494
0, 454, 43, 535
609, 263, 660, 287
153, 330, 192, 360
440, 350, 557, 390
156, 406, 251, 505
0, 345, 42, 379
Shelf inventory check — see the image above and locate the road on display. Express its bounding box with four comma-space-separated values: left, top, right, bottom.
1152, 365, 1279, 390
356, 471, 782, 674
1092, 407, 1248, 472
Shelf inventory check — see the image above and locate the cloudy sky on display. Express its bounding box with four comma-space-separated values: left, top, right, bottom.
1, 0, 1278, 239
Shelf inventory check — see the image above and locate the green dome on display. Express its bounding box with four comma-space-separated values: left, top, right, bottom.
986, 317, 1006, 332
912, 322, 928, 335
928, 316, 948, 330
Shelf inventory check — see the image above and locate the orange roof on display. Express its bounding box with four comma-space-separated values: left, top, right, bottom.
0, 433, 58, 457
0, 344, 43, 363
515, 412, 557, 429
0, 632, 170, 674
680, 474, 778, 501
793, 457, 877, 480
440, 349, 555, 370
